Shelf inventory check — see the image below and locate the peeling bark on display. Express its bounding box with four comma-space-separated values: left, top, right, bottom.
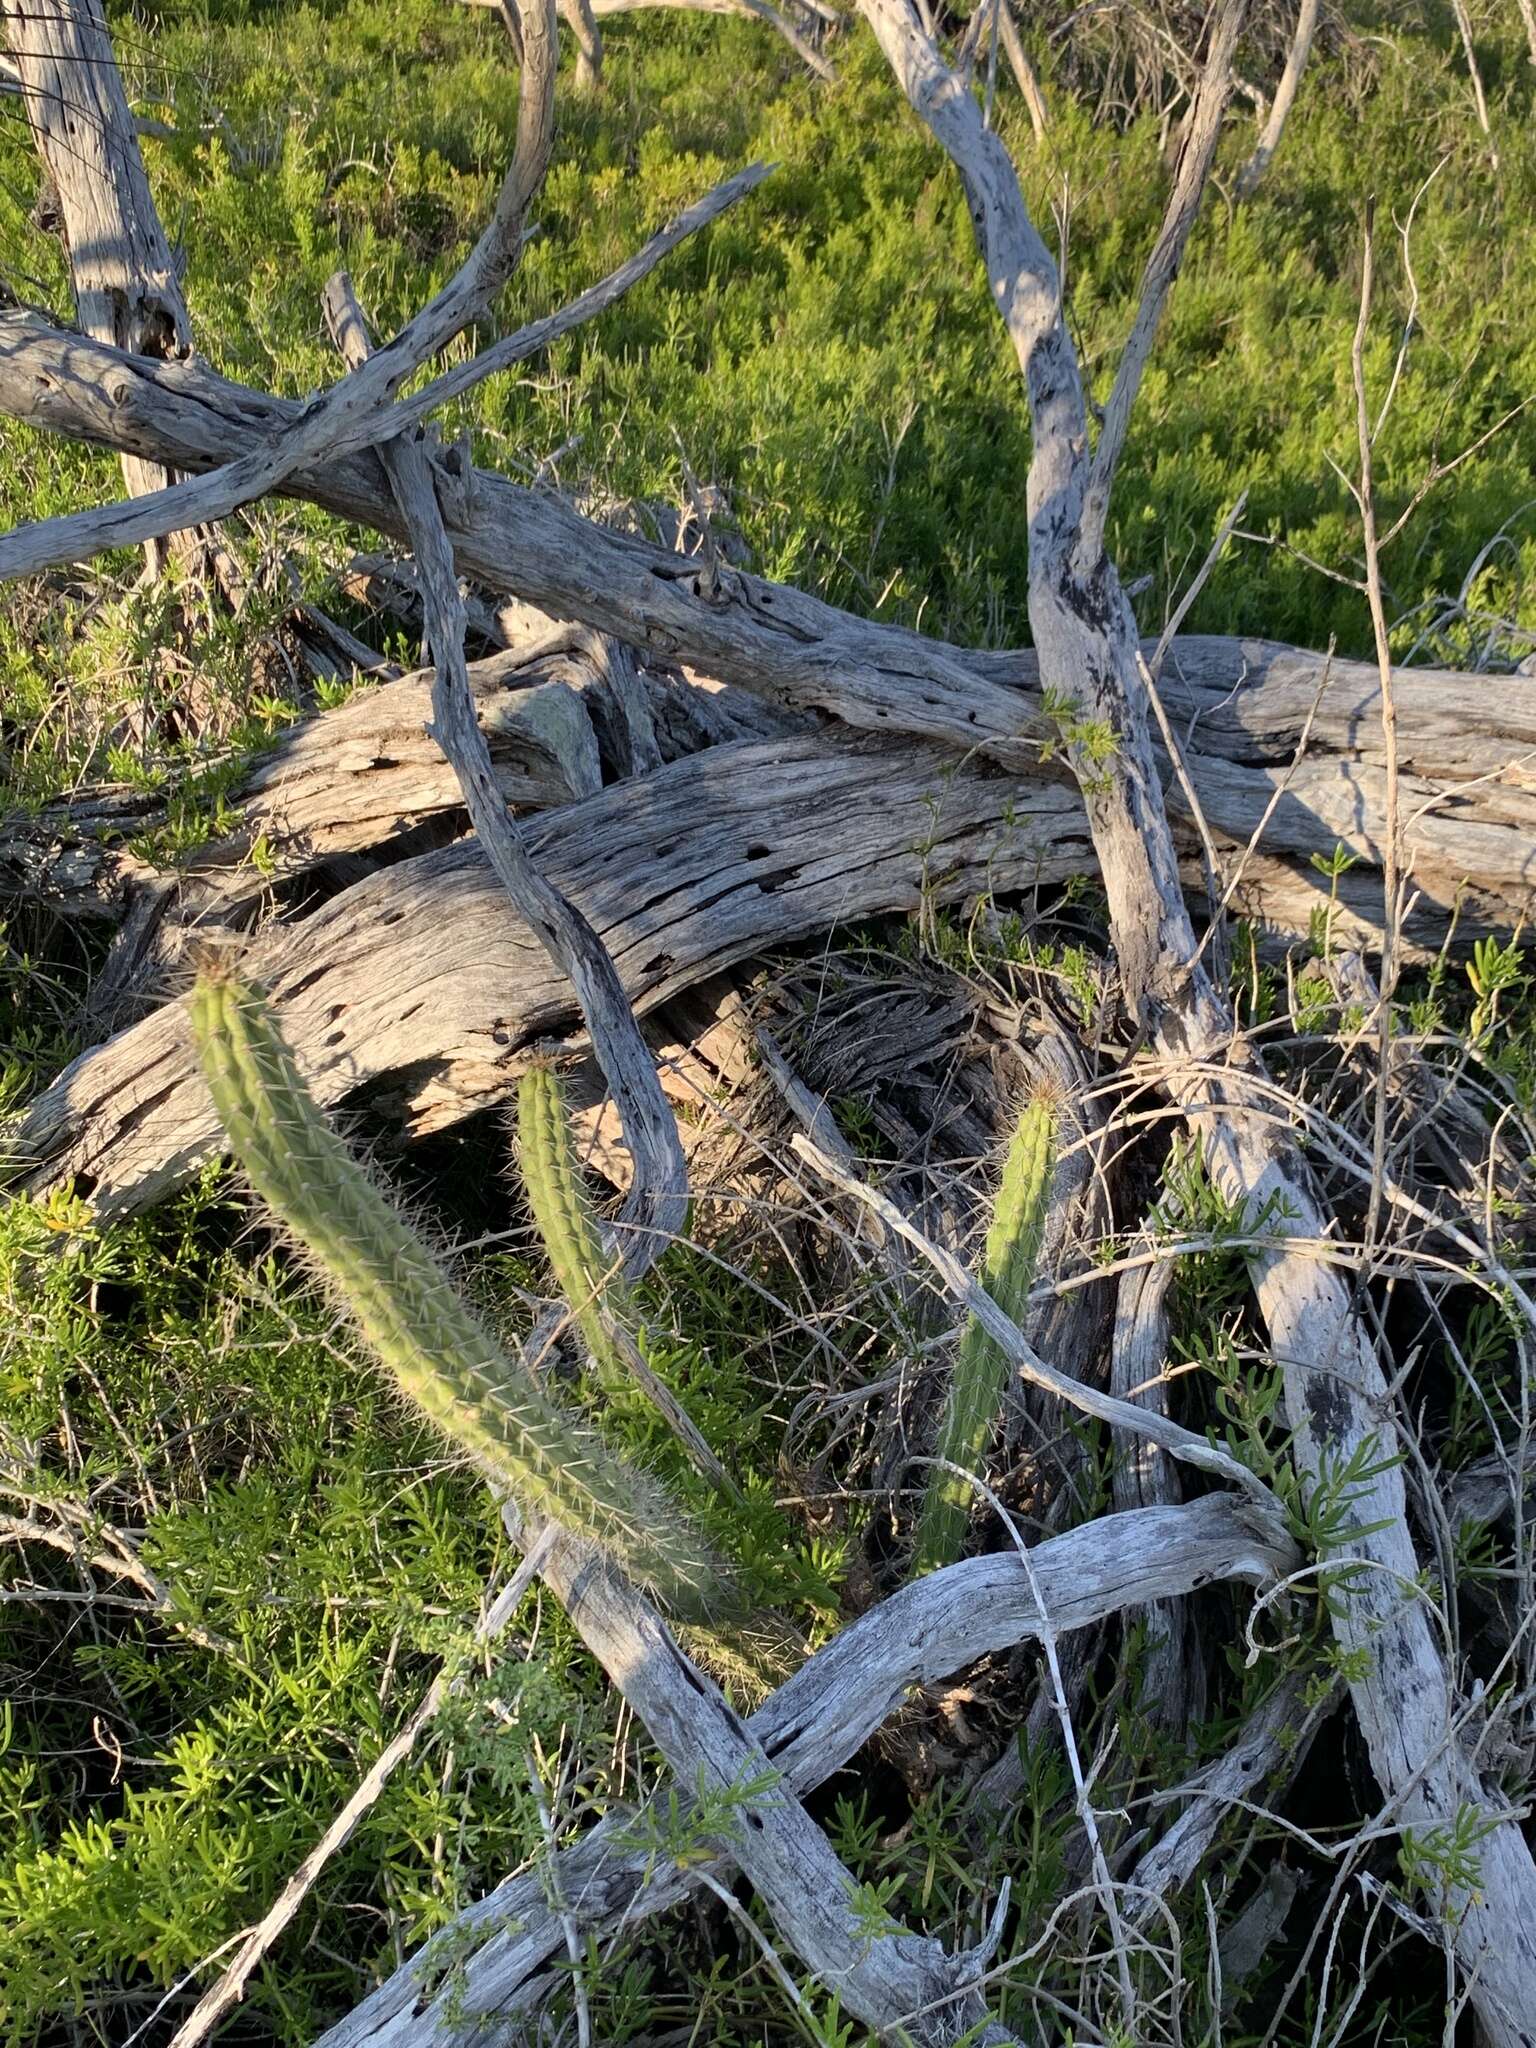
9, 734, 1093, 1214
2, 312, 1533, 949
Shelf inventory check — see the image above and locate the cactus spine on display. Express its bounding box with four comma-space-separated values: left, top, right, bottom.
914, 1090, 1057, 1575
190, 967, 720, 1615
517, 1063, 628, 1392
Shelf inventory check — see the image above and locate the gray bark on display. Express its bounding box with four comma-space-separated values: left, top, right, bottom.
858, 2, 1536, 2037
316, 1497, 1288, 2047
324, 269, 687, 1276
1110, 1261, 1203, 1739
1236, 0, 1320, 197
2, 311, 1533, 950
0, 0, 229, 578
9, 733, 1093, 1214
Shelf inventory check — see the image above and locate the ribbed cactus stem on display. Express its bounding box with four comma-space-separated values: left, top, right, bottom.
517, 1063, 628, 1391
914, 1090, 1057, 1575
190, 966, 721, 1615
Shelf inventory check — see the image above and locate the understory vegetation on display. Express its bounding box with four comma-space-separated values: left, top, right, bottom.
3, 1, 1536, 2044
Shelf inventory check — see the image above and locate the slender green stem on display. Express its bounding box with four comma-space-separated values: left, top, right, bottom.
914, 1091, 1057, 1575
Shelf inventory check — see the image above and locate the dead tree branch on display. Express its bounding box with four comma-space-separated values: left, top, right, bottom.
7, 733, 1092, 1214
502, 1511, 1028, 2047
324, 271, 687, 1272
857, 1, 1536, 2035
315, 1496, 1289, 2047
0, 0, 558, 579
2, 311, 1532, 950
1236, 0, 1320, 197
0, 0, 237, 582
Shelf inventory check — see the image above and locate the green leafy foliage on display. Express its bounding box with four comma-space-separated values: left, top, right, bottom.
0, 1174, 612, 2045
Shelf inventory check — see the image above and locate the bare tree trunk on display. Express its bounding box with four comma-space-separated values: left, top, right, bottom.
0, 0, 231, 582
561, 0, 604, 88
498, 0, 603, 92
464, 0, 836, 81
315, 1497, 1285, 2047
998, 0, 1049, 139
1235, 0, 1319, 197
1450, 0, 1498, 168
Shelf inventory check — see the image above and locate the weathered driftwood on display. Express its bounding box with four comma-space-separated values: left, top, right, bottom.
3, 658, 593, 912
0, 155, 771, 587
501, 1511, 1028, 2048
1, 0, 187, 475
21, 642, 1530, 963
2, 310, 1532, 949
1235, 0, 1320, 196
10, 620, 1534, 1205
0, 653, 610, 1040
0, 308, 1042, 752
315, 1496, 1289, 2048
1120, 1673, 1329, 1922
860, 2, 1536, 2039
1109, 1261, 1203, 1739
1, 640, 815, 1045
10, 735, 1093, 1213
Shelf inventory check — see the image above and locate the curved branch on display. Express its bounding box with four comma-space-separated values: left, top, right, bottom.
0, 0, 559, 580
1235, 0, 1320, 199
316, 1497, 1288, 2047
325, 274, 687, 1272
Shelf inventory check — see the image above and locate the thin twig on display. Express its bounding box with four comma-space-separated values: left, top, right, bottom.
1348, 206, 1400, 1252
324, 275, 688, 1277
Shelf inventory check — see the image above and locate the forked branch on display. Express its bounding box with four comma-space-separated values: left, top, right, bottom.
859, 2, 1536, 2037
0, 0, 558, 580
317, 1496, 1289, 2045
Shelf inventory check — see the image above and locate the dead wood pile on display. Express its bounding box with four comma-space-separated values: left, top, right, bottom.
5, 3, 1536, 2044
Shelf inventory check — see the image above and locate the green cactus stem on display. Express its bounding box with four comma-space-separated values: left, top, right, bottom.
914, 1089, 1057, 1575
190, 965, 720, 1615
517, 1062, 629, 1392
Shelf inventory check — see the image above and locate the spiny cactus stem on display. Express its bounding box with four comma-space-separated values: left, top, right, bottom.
517, 1062, 631, 1392
914, 1090, 1058, 1576
191, 970, 723, 1617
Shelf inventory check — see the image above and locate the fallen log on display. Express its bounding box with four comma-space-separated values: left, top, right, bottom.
8, 666, 1530, 1210
2, 655, 598, 921
0, 639, 811, 1033
8, 733, 1091, 1213
3, 309, 1532, 948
